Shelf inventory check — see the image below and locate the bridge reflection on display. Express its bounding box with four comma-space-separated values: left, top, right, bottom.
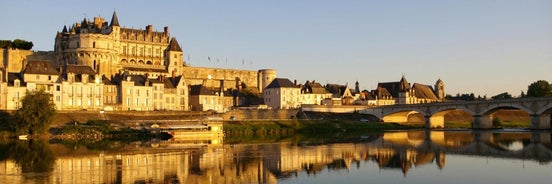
0, 131, 551, 183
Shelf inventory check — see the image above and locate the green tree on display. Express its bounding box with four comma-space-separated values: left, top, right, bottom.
491, 92, 513, 100
10, 90, 56, 135
11, 39, 33, 50
526, 80, 552, 97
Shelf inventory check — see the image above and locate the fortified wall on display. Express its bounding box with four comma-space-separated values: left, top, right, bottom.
1, 48, 33, 73
223, 109, 300, 120
182, 67, 276, 92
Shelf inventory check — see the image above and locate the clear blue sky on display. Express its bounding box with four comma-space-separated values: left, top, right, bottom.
2, 0, 551, 97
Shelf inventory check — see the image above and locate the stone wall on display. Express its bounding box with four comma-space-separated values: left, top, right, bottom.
182, 67, 260, 90
1, 48, 33, 73
223, 109, 300, 120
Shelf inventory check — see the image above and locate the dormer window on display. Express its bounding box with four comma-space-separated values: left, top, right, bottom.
15, 80, 20, 87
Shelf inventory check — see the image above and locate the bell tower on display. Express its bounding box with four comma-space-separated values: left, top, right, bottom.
435, 79, 445, 100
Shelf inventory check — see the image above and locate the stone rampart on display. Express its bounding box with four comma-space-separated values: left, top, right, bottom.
182, 67, 259, 89
223, 109, 300, 120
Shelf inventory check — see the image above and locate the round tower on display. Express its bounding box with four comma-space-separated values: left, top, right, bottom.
435, 79, 445, 100
258, 69, 276, 93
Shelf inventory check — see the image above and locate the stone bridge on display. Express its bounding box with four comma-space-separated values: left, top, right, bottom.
380, 131, 552, 162
302, 97, 552, 129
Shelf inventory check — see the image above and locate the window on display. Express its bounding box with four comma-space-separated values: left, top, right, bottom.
93, 42, 96, 48
56, 86, 61, 91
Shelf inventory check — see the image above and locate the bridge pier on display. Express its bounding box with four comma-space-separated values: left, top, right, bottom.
473, 131, 493, 142
531, 132, 551, 144
530, 114, 551, 129
425, 115, 444, 129
472, 115, 493, 129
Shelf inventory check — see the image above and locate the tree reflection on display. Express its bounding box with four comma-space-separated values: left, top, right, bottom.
2, 139, 56, 173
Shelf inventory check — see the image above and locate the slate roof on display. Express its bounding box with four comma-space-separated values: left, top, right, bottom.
302, 81, 330, 94
412, 83, 438, 100
378, 76, 411, 98
123, 67, 167, 73
164, 76, 183, 89
190, 85, 217, 96
66, 65, 95, 75
7, 73, 25, 86
102, 75, 114, 85
265, 78, 299, 89
62, 65, 96, 82
110, 11, 120, 27
168, 37, 182, 52
23, 61, 59, 75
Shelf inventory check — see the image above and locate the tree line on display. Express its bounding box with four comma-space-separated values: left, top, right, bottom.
447, 80, 552, 101
0, 39, 34, 50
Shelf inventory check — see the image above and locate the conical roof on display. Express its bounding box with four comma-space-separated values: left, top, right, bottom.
168, 37, 182, 52
110, 11, 120, 27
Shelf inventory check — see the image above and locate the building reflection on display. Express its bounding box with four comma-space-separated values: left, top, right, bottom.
0, 131, 551, 183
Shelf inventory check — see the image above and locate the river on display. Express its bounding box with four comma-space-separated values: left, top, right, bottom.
1, 130, 551, 183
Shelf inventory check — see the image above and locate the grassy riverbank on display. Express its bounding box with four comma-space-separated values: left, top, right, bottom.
223, 119, 419, 143
52, 120, 153, 141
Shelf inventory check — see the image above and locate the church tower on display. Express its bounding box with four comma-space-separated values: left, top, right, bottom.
434, 79, 445, 101
398, 75, 413, 104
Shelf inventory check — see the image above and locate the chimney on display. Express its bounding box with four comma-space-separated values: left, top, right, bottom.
164, 26, 169, 37
294, 79, 297, 86
146, 25, 152, 34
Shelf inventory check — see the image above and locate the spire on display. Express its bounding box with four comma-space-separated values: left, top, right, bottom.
399, 75, 410, 92
81, 18, 88, 28
168, 37, 182, 52
110, 11, 120, 27
62, 25, 68, 33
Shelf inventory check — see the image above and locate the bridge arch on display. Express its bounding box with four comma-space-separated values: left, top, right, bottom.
475, 105, 532, 129
480, 104, 534, 116
430, 108, 474, 129
382, 110, 427, 125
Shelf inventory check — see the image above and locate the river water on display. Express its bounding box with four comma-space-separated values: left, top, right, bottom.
1, 130, 551, 184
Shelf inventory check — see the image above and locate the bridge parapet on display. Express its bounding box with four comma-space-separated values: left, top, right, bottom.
302, 97, 552, 129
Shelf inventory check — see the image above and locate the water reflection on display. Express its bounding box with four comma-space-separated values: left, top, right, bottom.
0, 140, 56, 173
0, 131, 551, 183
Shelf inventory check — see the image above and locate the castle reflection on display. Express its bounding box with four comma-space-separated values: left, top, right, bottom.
1, 131, 551, 183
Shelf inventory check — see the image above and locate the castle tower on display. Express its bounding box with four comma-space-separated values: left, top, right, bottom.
258, 69, 276, 93
165, 37, 183, 76
435, 79, 445, 100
